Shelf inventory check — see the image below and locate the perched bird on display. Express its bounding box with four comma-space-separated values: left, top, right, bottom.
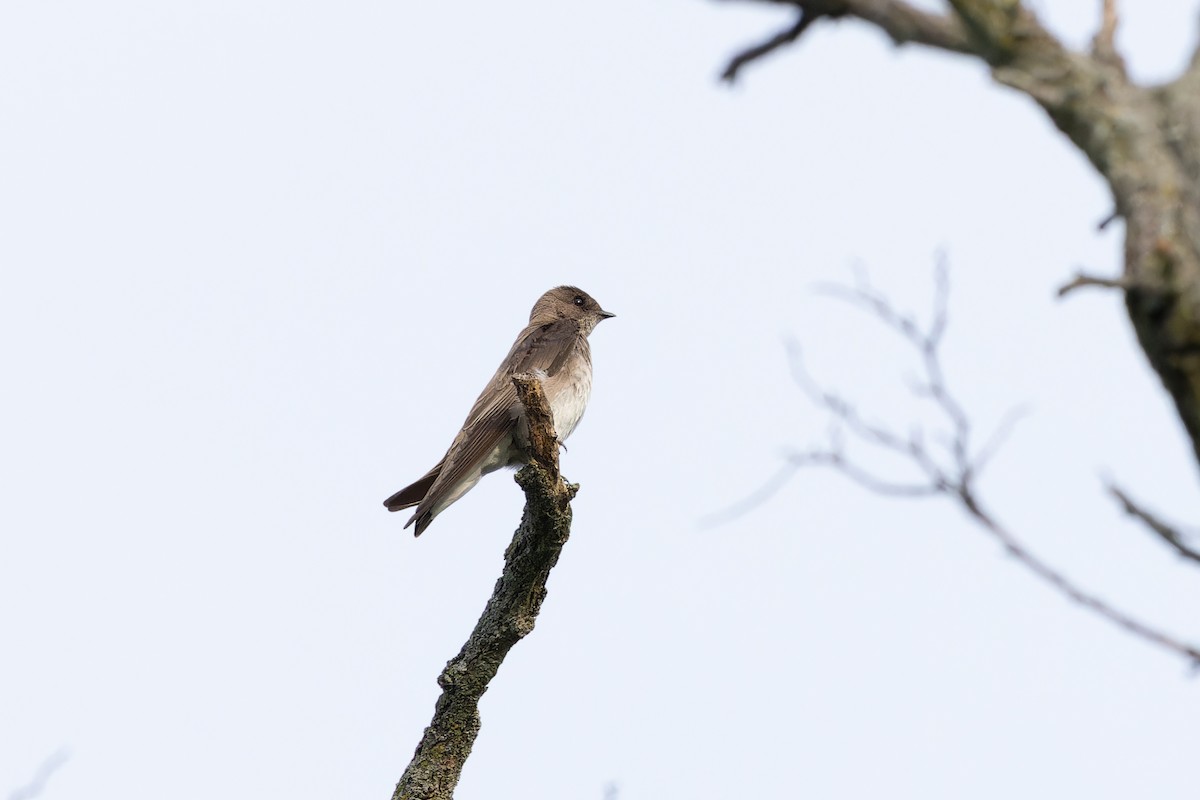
384, 286, 614, 536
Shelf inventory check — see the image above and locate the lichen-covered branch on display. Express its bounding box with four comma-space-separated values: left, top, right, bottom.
721, 0, 1200, 470
391, 374, 577, 800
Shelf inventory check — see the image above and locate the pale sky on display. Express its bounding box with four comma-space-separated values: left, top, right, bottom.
3, 2, 1198, 799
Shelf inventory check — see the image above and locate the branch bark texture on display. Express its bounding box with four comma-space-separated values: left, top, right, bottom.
724, 0, 1200, 469
391, 374, 577, 800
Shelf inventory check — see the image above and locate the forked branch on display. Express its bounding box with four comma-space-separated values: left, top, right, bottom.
780, 263, 1200, 665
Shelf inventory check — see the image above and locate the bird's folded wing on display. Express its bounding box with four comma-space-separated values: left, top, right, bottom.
410, 318, 582, 526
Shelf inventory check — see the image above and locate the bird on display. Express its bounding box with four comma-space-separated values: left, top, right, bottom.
383, 286, 614, 536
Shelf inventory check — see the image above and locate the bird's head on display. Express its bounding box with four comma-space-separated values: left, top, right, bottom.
530, 286, 615, 333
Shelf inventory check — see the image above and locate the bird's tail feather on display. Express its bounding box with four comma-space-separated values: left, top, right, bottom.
383, 463, 441, 512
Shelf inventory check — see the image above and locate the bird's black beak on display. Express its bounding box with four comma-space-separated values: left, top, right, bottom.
598, 310, 616, 320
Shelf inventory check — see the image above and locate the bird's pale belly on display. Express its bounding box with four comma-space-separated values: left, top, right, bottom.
548, 367, 592, 442
475, 367, 591, 487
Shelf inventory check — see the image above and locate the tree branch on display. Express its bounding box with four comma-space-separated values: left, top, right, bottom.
1107, 483, 1200, 565
722, 11, 820, 83
1185, 14, 1200, 81
1056, 270, 1131, 298
846, 0, 972, 52
722, 0, 971, 77
1089, 0, 1125, 73
717, 0, 1200, 470
391, 374, 577, 800
7, 751, 69, 800
955, 488, 1200, 665
721, 0, 975, 80
776, 266, 1200, 665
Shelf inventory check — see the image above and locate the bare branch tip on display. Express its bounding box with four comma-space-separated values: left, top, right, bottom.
700, 462, 799, 527
1056, 270, 1129, 299
1096, 209, 1120, 230
1105, 481, 1200, 564
9, 750, 70, 800
780, 263, 1200, 665
720, 4, 858, 83
1090, 0, 1126, 72
721, 11, 815, 84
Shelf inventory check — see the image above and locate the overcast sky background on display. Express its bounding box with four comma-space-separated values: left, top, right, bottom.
3, 2, 1199, 799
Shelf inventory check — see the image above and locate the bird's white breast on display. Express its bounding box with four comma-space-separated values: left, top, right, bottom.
549, 365, 592, 442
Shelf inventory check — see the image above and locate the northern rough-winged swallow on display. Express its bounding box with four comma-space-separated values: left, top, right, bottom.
383, 286, 614, 536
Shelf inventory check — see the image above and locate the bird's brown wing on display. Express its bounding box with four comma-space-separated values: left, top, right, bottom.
403, 319, 581, 535
382, 459, 443, 512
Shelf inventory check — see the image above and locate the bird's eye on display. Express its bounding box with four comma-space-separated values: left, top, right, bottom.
573, 296, 585, 306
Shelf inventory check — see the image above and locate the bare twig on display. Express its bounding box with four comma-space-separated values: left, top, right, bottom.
775, 266, 1200, 665
1108, 483, 1200, 565
971, 404, 1031, 477
701, 462, 802, 527
787, 445, 945, 496
720, 0, 972, 83
1189, 23, 1200, 80
1057, 270, 1130, 298
956, 489, 1200, 663
392, 375, 577, 800
717, 0, 1200, 474
8, 750, 69, 800
1090, 0, 1126, 73
722, 11, 820, 83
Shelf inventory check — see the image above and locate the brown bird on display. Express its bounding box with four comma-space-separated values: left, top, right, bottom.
383, 286, 614, 536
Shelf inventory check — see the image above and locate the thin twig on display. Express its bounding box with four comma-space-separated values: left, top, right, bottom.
1090, 0, 1125, 73
700, 462, 801, 527
720, 0, 972, 60
8, 750, 69, 800
958, 487, 1200, 662
720, 0, 978, 85
1108, 483, 1200, 565
1057, 270, 1130, 298
787, 446, 945, 496
721, 11, 820, 83
767, 265, 1200, 666
971, 404, 1032, 477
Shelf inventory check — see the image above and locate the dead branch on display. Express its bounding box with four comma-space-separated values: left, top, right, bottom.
722, 10, 821, 83
1090, 0, 1125, 72
1107, 483, 1200, 565
8, 750, 69, 800
716, 1, 1200, 472
720, 0, 972, 81
781, 266, 1200, 665
391, 374, 577, 800
1056, 270, 1131, 298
